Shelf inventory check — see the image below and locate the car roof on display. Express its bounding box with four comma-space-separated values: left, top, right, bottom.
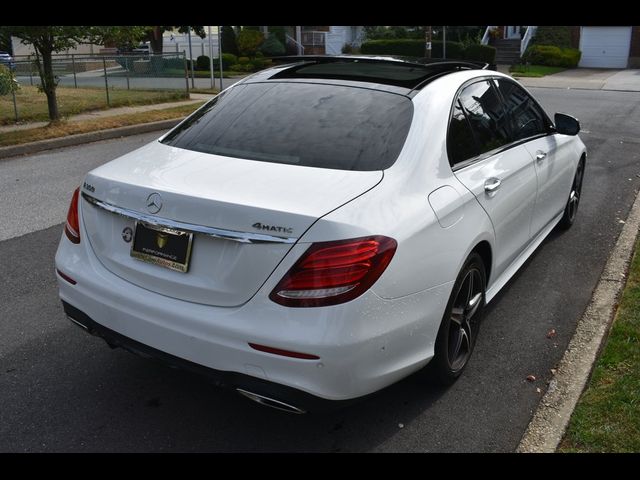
245, 55, 489, 96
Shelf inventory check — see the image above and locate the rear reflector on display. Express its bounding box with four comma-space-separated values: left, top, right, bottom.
269, 235, 397, 307
56, 269, 77, 285
64, 187, 81, 244
248, 343, 320, 360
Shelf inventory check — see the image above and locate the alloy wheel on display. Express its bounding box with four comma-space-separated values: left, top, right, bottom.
448, 268, 483, 370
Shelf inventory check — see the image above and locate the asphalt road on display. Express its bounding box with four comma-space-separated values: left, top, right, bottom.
1, 88, 639, 452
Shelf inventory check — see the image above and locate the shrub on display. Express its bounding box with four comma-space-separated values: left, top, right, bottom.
523, 44, 580, 68
213, 53, 237, 69
237, 29, 264, 57
531, 26, 572, 49
237, 56, 250, 65
229, 63, 253, 72
196, 55, 210, 71
250, 57, 271, 70
267, 26, 287, 45
0, 64, 19, 96
221, 26, 239, 56
462, 44, 496, 64
260, 35, 285, 56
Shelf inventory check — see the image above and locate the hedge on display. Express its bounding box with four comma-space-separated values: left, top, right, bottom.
523, 45, 581, 68
462, 44, 496, 64
360, 39, 496, 64
361, 39, 426, 57
530, 26, 572, 49
196, 55, 210, 71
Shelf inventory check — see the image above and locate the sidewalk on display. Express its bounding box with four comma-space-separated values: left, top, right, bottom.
512, 68, 640, 91
0, 93, 214, 134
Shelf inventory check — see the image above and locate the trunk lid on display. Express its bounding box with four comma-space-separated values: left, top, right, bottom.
81, 141, 382, 307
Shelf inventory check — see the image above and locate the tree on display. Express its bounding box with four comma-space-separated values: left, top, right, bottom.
237, 29, 264, 57
260, 35, 285, 57
2, 26, 147, 121
147, 26, 206, 54
221, 26, 239, 56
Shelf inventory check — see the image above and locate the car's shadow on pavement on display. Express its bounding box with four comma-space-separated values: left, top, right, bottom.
0, 320, 453, 452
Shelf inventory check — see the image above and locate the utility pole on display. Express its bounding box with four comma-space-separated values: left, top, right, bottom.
187, 26, 195, 88
443, 26, 446, 59
208, 25, 214, 89
425, 26, 432, 59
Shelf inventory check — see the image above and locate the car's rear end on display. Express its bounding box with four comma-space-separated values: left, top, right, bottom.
55, 73, 432, 411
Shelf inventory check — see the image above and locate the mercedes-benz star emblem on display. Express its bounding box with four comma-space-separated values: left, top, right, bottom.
121, 227, 133, 243
146, 193, 163, 214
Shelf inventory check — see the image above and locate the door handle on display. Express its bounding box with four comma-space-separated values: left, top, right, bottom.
536, 151, 547, 161
484, 177, 502, 193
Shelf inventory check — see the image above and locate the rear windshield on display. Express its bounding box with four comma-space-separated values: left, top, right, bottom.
161, 82, 413, 171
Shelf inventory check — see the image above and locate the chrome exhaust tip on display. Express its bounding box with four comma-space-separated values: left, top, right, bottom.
67, 315, 90, 332
236, 388, 306, 414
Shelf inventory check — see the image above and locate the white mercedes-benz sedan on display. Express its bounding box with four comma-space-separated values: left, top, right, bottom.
55, 56, 586, 413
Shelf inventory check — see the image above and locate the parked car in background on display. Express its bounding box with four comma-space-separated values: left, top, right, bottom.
55, 56, 586, 414
0, 51, 16, 70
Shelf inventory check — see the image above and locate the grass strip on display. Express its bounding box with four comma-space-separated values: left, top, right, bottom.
0, 103, 201, 147
558, 237, 640, 452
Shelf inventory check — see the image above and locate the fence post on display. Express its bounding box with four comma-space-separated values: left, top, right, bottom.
12, 89, 19, 123
183, 52, 190, 97
125, 56, 130, 90
102, 57, 111, 107
71, 54, 78, 88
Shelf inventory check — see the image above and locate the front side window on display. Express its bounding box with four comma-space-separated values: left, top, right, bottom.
494, 79, 549, 141
161, 82, 414, 171
456, 81, 511, 156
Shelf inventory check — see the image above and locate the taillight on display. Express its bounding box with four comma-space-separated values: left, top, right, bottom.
64, 187, 81, 244
270, 235, 397, 307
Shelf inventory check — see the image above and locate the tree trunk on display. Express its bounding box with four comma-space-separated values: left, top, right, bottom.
41, 49, 59, 121
149, 26, 163, 54
33, 45, 60, 122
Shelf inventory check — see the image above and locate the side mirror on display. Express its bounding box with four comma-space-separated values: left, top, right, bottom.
554, 113, 580, 136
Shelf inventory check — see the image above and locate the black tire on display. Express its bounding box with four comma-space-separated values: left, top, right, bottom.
557, 159, 585, 230
430, 252, 486, 385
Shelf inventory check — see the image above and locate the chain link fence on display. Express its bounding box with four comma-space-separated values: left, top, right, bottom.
1, 52, 220, 124
13, 52, 193, 96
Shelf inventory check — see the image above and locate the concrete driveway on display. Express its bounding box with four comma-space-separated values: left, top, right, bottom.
516, 68, 640, 91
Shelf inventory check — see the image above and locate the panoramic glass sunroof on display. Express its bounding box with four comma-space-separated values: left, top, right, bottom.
269, 60, 456, 89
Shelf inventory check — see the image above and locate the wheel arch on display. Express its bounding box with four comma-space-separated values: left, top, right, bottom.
471, 240, 492, 286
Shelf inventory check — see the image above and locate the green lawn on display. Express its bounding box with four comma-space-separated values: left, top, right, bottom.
558, 238, 640, 452
0, 86, 188, 125
510, 65, 567, 77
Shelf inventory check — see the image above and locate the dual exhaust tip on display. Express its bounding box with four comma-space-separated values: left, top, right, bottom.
67, 314, 307, 414
236, 389, 307, 414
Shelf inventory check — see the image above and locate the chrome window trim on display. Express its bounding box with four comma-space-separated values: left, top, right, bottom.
81, 192, 297, 245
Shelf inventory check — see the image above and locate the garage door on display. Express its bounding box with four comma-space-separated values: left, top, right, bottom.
579, 27, 631, 68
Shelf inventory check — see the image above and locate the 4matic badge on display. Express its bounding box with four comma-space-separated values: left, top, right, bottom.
252, 222, 293, 235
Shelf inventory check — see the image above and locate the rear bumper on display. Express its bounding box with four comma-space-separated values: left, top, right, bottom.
55, 221, 452, 404
62, 301, 340, 413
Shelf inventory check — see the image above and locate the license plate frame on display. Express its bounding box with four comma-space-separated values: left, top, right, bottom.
130, 221, 194, 273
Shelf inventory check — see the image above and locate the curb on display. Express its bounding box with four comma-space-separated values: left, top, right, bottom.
0, 118, 182, 160
517, 187, 640, 452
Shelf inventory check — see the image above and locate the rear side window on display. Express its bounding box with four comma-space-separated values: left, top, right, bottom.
456, 81, 511, 156
494, 79, 549, 141
448, 100, 479, 166
161, 82, 414, 171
